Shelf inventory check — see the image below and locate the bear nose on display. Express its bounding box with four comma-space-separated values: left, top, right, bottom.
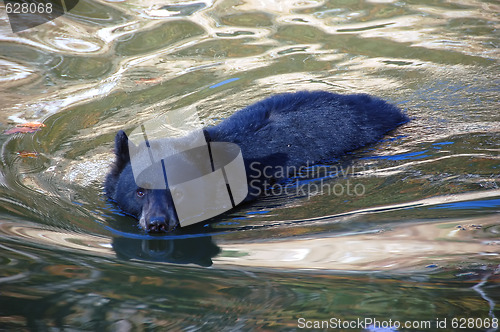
146, 217, 168, 233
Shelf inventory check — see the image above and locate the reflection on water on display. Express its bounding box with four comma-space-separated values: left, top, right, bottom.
0, 229, 498, 330
215, 215, 500, 271
113, 236, 220, 267
2, 210, 498, 271
0, 0, 499, 329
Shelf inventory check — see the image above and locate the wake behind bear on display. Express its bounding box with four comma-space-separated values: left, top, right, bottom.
105, 91, 408, 233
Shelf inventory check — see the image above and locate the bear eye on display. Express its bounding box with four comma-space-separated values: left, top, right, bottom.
136, 189, 145, 198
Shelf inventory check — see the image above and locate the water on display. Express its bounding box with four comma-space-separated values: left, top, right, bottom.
0, 0, 499, 330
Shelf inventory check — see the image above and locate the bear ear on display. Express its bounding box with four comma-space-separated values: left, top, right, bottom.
114, 130, 131, 169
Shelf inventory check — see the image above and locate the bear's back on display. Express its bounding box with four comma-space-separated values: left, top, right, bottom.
206, 91, 407, 170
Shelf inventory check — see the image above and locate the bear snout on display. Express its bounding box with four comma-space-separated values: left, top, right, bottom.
146, 216, 176, 233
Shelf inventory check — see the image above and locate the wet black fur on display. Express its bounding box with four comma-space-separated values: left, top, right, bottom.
105, 91, 408, 232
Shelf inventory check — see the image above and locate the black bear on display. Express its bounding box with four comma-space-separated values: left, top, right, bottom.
105, 91, 408, 233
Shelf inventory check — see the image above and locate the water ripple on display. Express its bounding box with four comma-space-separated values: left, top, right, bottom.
0, 59, 35, 83
51, 36, 101, 53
